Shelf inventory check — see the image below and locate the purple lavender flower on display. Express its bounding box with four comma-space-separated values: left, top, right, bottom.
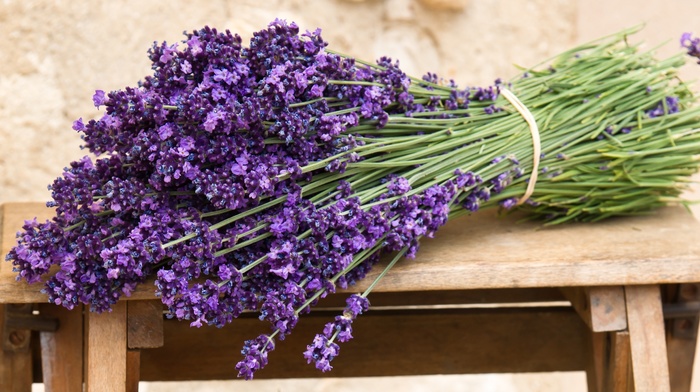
499, 197, 518, 210
681, 32, 700, 63
387, 176, 411, 195
92, 90, 106, 108
5, 18, 571, 380
236, 334, 275, 380
6, 219, 66, 284
303, 334, 340, 372
345, 294, 370, 316
647, 96, 680, 118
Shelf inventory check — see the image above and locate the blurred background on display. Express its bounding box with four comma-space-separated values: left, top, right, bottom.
1, 0, 699, 390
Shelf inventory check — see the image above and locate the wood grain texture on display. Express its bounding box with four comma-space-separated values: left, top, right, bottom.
127, 301, 163, 349
626, 285, 670, 392
0, 305, 33, 392
3, 202, 700, 303
140, 307, 588, 380
324, 288, 567, 308
664, 283, 699, 392
589, 330, 631, 392
586, 332, 604, 392
84, 301, 127, 392
667, 321, 698, 392
562, 287, 627, 332
607, 331, 631, 392
39, 304, 83, 392
126, 350, 140, 392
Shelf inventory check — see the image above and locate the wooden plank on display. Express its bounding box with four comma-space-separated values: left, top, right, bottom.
585, 330, 632, 392
0, 305, 32, 392
84, 301, 127, 392
3, 203, 700, 303
2, 304, 32, 353
607, 331, 631, 392
562, 287, 627, 332
625, 285, 670, 392
140, 306, 588, 380
664, 283, 699, 392
693, 338, 700, 392
667, 318, 698, 392
126, 350, 140, 392
315, 288, 566, 309
127, 301, 163, 349
586, 332, 605, 392
39, 304, 83, 392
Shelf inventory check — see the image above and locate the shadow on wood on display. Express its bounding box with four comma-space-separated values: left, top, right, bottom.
140, 306, 588, 381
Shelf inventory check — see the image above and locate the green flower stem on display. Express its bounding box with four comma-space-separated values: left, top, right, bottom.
209, 195, 288, 231
238, 254, 269, 274
361, 246, 408, 298
215, 232, 273, 257
161, 233, 198, 249
291, 240, 385, 315
294, 287, 327, 316
327, 80, 385, 87
288, 97, 335, 108
330, 239, 385, 285
324, 107, 361, 116
148, 29, 700, 299
220, 223, 270, 244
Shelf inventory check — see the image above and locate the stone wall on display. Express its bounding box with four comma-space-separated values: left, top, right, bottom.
3, 0, 698, 205
4, 0, 700, 390
1, 0, 579, 202
3, 0, 699, 207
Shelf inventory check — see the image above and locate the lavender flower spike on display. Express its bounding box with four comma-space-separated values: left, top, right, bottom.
681, 32, 700, 63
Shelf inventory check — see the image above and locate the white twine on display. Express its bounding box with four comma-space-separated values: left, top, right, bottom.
499, 88, 541, 206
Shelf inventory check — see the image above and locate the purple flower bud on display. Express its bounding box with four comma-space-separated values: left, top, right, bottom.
681, 32, 700, 63
72, 118, 85, 132
499, 198, 518, 210
92, 90, 106, 108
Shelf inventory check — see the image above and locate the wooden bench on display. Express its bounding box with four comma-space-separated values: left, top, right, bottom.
1, 202, 699, 391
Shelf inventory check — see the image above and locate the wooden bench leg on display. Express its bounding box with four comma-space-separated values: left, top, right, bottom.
562, 286, 629, 392
125, 300, 164, 392
587, 330, 633, 392
39, 304, 83, 391
607, 330, 632, 392
562, 286, 628, 333
625, 285, 670, 392
85, 301, 127, 392
587, 331, 605, 392
668, 318, 699, 392
126, 350, 140, 392
665, 283, 700, 392
0, 304, 32, 392
573, 285, 671, 391
570, 287, 627, 392
587, 331, 633, 392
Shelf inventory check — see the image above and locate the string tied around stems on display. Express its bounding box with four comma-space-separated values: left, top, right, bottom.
499, 88, 541, 206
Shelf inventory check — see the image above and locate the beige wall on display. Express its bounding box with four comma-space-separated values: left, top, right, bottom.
576, 0, 700, 219
3, 0, 699, 205
4, 0, 700, 390
1, 0, 579, 202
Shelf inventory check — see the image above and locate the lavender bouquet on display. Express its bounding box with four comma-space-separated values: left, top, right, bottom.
7, 20, 700, 378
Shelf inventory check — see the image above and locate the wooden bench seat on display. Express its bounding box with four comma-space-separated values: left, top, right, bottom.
1, 202, 699, 391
